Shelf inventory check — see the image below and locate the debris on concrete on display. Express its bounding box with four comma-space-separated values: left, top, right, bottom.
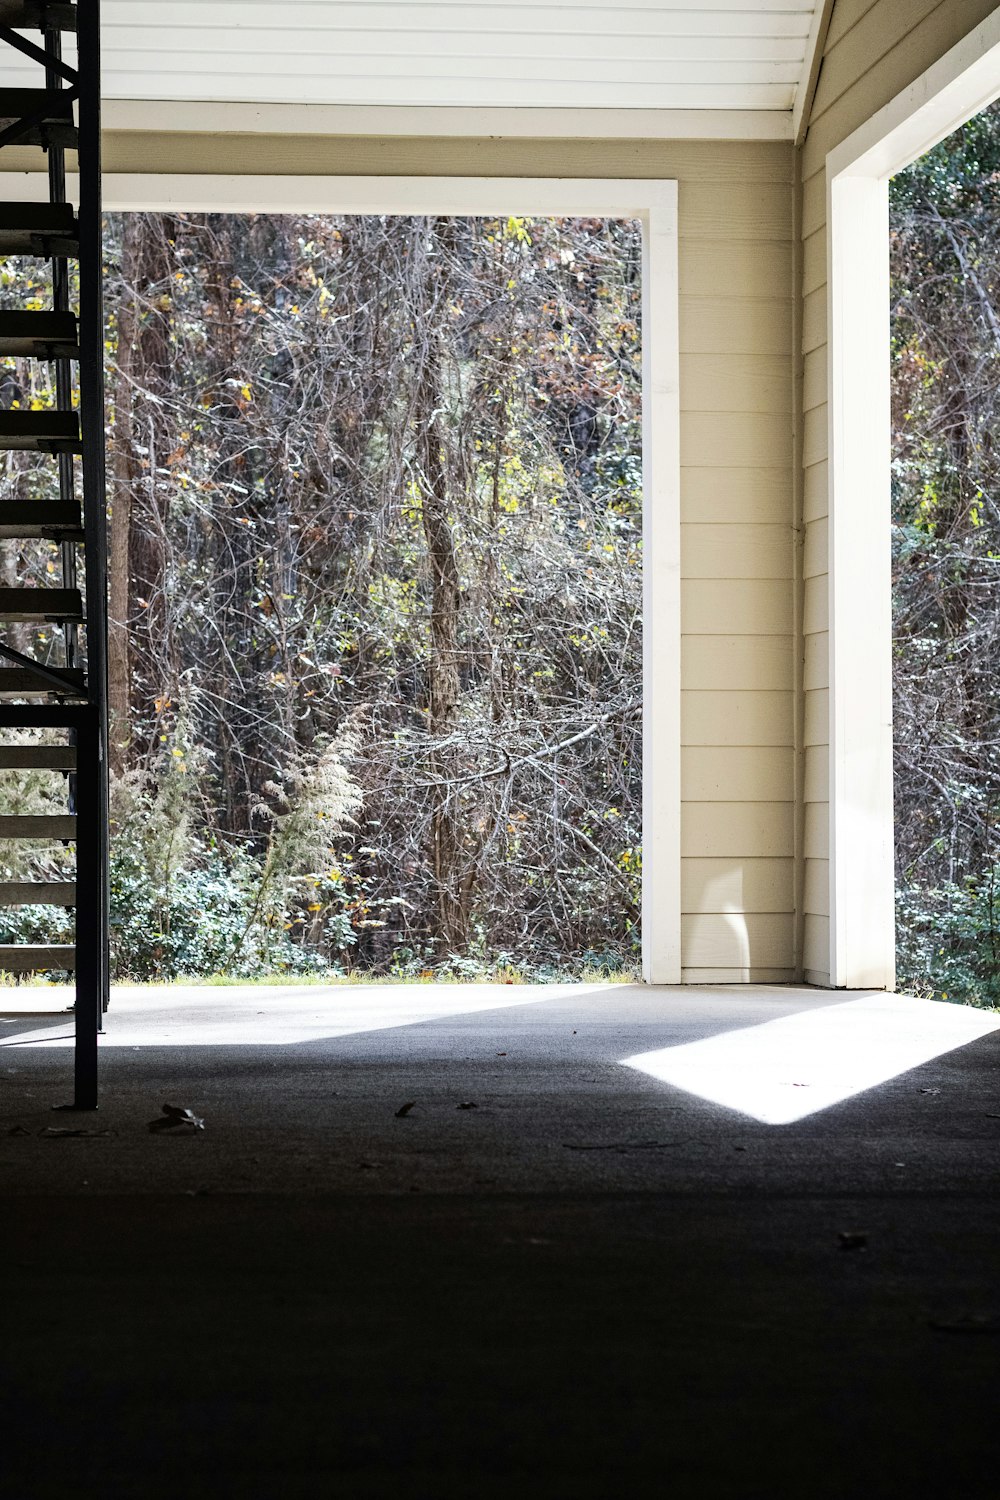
563, 1139, 689, 1152
929, 1314, 1000, 1334
837, 1231, 868, 1251
147, 1103, 205, 1134
395, 1100, 417, 1118
41, 1126, 115, 1138
6, 1124, 31, 1137
456, 1101, 478, 1110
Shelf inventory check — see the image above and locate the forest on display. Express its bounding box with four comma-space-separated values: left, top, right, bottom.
890, 100, 1000, 1007
0, 212, 644, 981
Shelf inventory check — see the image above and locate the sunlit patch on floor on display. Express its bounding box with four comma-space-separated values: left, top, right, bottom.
0, 983, 589, 1048
621, 993, 1000, 1124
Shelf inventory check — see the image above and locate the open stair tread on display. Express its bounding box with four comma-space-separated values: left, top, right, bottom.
0, 409, 82, 453
0, 500, 83, 538
0, 880, 75, 905
0, 586, 83, 621
0, 310, 78, 359
0, 88, 76, 148
0, 813, 76, 837
0, 667, 86, 698
0, 744, 76, 769
0, 201, 78, 257
0, 2, 76, 30
0, 943, 75, 971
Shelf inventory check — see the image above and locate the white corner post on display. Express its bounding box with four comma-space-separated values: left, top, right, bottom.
827, 171, 895, 989
641, 185, 681, 984
826, 9, 1000, 988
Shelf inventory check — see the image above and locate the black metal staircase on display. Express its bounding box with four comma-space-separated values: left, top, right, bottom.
0, 0, 108, 1108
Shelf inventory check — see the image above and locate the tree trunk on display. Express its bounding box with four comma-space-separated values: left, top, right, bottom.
417, 224, 467, 951
107, 250, 139, 775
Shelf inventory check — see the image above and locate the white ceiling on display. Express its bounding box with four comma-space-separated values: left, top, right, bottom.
0, 1, 821, 114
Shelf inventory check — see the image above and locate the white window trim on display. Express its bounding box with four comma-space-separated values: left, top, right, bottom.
2, 173, 680, 981
826, 12, 1000, 988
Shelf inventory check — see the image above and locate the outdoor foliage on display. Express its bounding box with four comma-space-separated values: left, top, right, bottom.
4, 124, 995, 998
891, 99, 1000, 1005
0, 213, 642, 980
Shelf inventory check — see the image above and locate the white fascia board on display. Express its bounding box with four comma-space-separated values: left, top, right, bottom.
829, 7, 1000, 180
101, 99, 794, 142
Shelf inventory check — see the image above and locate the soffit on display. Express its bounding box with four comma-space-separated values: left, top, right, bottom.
0, 1, 820, 117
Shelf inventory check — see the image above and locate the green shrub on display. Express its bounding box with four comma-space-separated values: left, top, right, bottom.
896, 873, 1000, 1008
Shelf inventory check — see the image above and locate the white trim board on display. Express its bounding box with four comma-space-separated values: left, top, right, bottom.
22, 172, 680, 982
4, 173, 676, 220
100, 100, 794, 142
825, 10, 1000, 989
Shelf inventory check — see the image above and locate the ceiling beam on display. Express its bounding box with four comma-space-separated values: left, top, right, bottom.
102, 100, 794, 143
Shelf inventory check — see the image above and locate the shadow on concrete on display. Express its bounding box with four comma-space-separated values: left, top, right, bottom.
3, 984, 1000, 1496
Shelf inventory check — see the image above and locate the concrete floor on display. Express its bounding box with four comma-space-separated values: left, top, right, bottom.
2, 982, 1000, 1497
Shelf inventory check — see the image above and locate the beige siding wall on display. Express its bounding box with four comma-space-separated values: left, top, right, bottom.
800, 0, 999, 985
3, 129, 799, 978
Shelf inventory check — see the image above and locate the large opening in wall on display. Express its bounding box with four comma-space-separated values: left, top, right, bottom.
889, 102, 1000, 1010
0, 179, 681, 1027
105, 209, 644, 988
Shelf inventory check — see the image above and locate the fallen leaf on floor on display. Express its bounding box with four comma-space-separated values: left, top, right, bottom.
919, 1088, 940, 1095
456, 1101, 478, 1110
496, 1051, 507, 1056
929, 1314, 1000, 1334
838, 1231, 868, 1251
147, 1103, 205, 1134
563, 1139, 690, 1152
395, 1100, 417, 1118
41, 1126, 115, 1139
733, 1145, 747, 1152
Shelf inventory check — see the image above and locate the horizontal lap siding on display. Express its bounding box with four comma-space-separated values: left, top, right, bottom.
798, 0, 997, 984
677, 149, 796, 979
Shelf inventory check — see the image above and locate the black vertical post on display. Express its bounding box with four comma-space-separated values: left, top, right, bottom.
44, 20, 78, 672
73, 708, 100, 1108
74, 0, 109, 1104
